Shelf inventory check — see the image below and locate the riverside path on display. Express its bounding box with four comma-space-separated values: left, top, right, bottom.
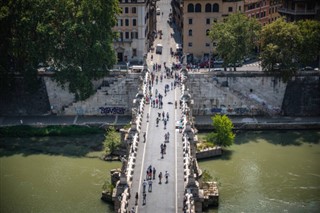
127, 0, 185, 212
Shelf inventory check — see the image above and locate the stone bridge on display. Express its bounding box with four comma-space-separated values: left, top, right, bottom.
111, 65, 207, 213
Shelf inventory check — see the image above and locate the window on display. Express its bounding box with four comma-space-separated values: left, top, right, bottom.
132, 7, 136, 14
213, 3, 219, 12
119, 32, 123, 41
206, 18, 210, 24
120, 19, 123, 26
188, 42, 192, 47
195, 3, 201, 12
239, 6, 241, 11
206, 29, 210, 36
135, 32, 138, 38
187, 4, 194, 12
189, 18, 193, 24
205, 3, 211, 12
133, 48, 137, 57
125, 32, 129, 39
188, 29, 192, 36
213, 18, 217, 23
125, 19, 129, 26
133, 19, 137, 26
205, 43, 210, 47
228, 7, 233, 12
125, 7, 129, 13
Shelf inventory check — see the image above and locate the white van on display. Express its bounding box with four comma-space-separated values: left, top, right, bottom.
176, 44, 182, 53
156, 44, 163, 54
156, 8, 160, 15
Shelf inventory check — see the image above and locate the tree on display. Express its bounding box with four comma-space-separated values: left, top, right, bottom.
0, 0, 120, 100
103, 126, 121, 155
209, 13, 261, 71
260, 18, 302, 80
296, 20, 320, 68
206, 114, 235, 147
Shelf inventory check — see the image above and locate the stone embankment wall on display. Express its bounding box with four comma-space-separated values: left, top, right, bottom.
186, 72, 286, 116
186, 72, 320, 116
44, 72, 140, 115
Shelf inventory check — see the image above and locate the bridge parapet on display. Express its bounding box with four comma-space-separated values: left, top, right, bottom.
112, 69, 151, 213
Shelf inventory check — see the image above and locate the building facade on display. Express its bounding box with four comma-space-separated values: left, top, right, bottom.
113, 0, 157, 64
244, 0, 270, 25
278, 0, 320, 22
182, 0, 244, 61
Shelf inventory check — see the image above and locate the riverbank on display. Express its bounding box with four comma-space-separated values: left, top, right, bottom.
1, 115, 319, 130
0, 125, 104, 137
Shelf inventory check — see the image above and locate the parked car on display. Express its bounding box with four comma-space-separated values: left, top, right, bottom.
199, 60, 214, 68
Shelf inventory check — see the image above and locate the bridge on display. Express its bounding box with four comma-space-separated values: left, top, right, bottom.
110, 1, 205, 212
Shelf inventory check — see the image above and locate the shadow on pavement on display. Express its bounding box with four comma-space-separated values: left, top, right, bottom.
0, 134, 104, 157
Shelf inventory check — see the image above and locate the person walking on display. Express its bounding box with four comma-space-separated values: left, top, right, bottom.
143, 192, 147, 205
163, 143, 167, 154
165, 171, 169, 184
143, 132, 146, 143
135, 192, 139, 205
143, 179, 147, 193
148, 179, 153, 192
153, 167, 156, 180
158, 172, 163, 184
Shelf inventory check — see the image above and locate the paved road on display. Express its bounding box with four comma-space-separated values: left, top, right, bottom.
127, 1, 184, 212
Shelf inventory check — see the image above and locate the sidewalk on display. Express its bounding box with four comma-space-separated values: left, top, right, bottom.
0, 115, 319, 127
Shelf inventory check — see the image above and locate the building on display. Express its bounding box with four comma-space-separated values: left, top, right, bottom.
268, 0, 282, 23
244, 0, 269, 25
113, 0, 157, 64
182, 0, 244, 61
278, 0, 320, 22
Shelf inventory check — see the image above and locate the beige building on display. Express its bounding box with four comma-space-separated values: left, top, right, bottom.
113, 0, 157, 64
182, 0, 244, 61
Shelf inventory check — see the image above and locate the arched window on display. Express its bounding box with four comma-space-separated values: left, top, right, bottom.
195, 3, 201, 12
187, 4, 194, 13
213, 3, 219, 12
205, 3, 211, 12
189, 29, 192, 36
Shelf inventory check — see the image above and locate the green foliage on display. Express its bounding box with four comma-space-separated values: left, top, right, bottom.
202, 169, 213, 183
206, 115, 235, 147
102, 180, 114, 192
260, 18, 301, 79
0, 0, 120, 100
0, 125, 103, 137
209, 13, 261, 70
103, 126, 120, 155
296, 20, 320, 67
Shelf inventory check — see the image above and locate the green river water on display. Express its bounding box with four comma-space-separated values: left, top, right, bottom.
1, 131, 320, 213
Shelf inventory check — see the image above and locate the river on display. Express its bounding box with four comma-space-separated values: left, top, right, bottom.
0, 131, 319, 213
199, 130, 320, 213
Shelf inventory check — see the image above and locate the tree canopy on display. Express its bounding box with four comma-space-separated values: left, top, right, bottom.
206, 114, 235, 148
0, 0, 120, 100
209, 13, 261, 71
103, 126, 121, 155
260, 18, 320, 80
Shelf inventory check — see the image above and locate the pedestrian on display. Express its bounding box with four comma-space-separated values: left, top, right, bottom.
166, 112, 169, 120
148, 179, 153, 192
143, 179, 147, 193
164, 143, 166, 154
165, 171, 169, 183
158, 172, 162, 184
135, 192, 138, 205
156, 117, 159, 127
164, 119, 167, 129
143, 132, 146, 143
130, 207, 135, 213
153, 167, 156, 180
147, 113, 149, 122
143, 192, 146, 205
162, 111, 165, 120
